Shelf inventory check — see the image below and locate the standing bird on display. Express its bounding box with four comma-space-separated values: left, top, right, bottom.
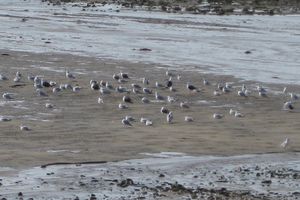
20, 125, 30, 131
113, 74, 120, 81
91, 82, 100, 90
66, 69, 75, 79
167, 112, 173, 123
213, 113, 223, 119
122, 118, 132, 126
142, 77, 149, 85
184, 116, 193, 122
283, 101, 294, 110
203, 78, 210, 86
186, 82, 198, 92
155, 92, 164, 100
165, 77, 172, 88
280, 138, 290, 149
3, 93, 13, 100
123, 96, 133, 103
120, 72, 129, 79
141, 97, 150, 104
161, 107, 169, 114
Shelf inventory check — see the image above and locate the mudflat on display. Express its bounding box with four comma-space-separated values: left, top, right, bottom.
0, 50, 299, 169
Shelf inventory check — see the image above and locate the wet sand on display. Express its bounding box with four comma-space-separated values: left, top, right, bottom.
0, 50, 299, 169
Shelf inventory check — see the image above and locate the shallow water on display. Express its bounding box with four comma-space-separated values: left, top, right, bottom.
0, 0, 300, 84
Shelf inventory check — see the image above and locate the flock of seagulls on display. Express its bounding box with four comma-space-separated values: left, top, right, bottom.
0, 68, 298, 149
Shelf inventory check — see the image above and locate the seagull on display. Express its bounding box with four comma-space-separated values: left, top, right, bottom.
125, 116, 135, 122
184, 116, 193, 122
0, 74, 8, 81
122, 118, 132, 126
123, 96, 133, 103
41, 80, 51, 87
98, 97, 104, 104
213, 113, 223, 119
13, 76, 21, 83
113, 74, 120, 81
120, 72, 129, 79
282, 87, 287, 95
238, 90, 247, 97
140, 117, 148, 123
242, 84, 246, 92
59, 84, 66, 90
16, 71, 22, 77
118, 79, 126, 84
290, 93, 299, 100
217, 83, 223, 90
234, 111, 244, 118
142, 77, 149, 85
283, 101, 294, 110
100, 80, 107, 87
161, 107, 169, 114
45, 103, 54, 109
132, 88, 140, 94
259, 91, 267, 97
49, 81, 56, 87
52, 87, 61, 93
65, 84, 73, 90
145, 120, 153, 126
169, 87, 176, 92
229, 109, 236, 115
91, 82, 100, 90
0, 116, 12, 122
167, 112, 173, 123
155, 81, 164, 88
3, 93, 13, 100
105, 82, 114, 90
167, 96, 176, 103
166, 70, 173, 77
141, 97, 150, 104
116, 86, 128, 93
213, 90, 221, 96
177, 75, 181, 80
100, 87, 111, 94
225, 82, 232, 89
143, 88, 152, 94
72, 86, 80, 92
36, 89, 48, 97
118, 103, 128, 109
131, 83, 141, 89
20, 125, 30, 131
180, 102, 189, 108
66, 69, 75, 79
155, 92, 164, 100
280, 138, 290, 149
186, 82, 198, 92
27, 75, 35, 81
165, 77, 172, 88
222, 86, 230, 93
257, 85, 266, 93
203, 79, 210, 86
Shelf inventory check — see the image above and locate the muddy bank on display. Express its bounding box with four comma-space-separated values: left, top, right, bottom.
44, 0, 300, 15
0, 152, 299, 199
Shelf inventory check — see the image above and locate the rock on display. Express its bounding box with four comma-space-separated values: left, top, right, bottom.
261, 180, 272, 185
139, 48, 152, 51
117, 179, 134, 187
